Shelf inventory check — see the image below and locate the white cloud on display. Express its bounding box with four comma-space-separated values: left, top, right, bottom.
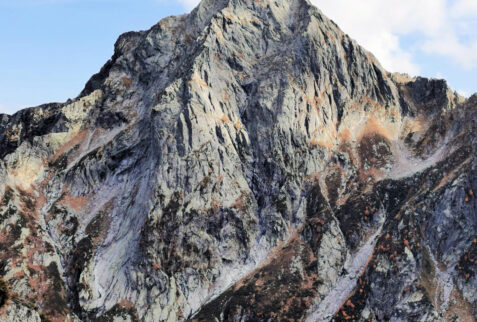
422, 33, 477, 70
173, 0, 477, 75
451, 0, 477, 17
171, 0, 477, 74
311, 0, 443, 75
155, 0, 199, 11
177, 0, 200, 10
349, 28, 420, 75
313, 0, 447, 36
312, 0, 477, 73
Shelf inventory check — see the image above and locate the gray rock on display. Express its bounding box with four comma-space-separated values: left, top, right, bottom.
0, 0, 475, 321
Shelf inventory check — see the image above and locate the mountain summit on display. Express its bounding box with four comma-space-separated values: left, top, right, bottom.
1, 0, 476, 321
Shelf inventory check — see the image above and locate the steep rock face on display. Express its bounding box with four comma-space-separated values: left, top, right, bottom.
0, 0, 475, 321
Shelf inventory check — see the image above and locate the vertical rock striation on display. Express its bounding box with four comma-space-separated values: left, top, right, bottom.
0, 0, 475, 321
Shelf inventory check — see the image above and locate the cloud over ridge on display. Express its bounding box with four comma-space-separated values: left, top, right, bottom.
175, 0, 477, 78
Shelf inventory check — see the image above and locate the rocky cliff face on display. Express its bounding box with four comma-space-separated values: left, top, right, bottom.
1, 0, 476, 321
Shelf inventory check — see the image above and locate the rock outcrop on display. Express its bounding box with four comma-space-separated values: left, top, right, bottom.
0, 0, 476, 321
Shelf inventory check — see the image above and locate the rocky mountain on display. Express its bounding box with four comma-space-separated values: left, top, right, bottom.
1, 0, 476, 321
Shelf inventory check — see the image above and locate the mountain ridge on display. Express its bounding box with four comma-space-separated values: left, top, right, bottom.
0, 0, 476, 321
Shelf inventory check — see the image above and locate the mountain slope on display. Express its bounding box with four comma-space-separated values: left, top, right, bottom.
0, 0, 476, 321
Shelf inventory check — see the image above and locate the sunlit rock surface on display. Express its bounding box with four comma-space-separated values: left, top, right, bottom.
0, 0, 476, 321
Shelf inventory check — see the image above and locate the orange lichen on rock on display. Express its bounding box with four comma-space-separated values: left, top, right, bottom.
359, 115, 393, 142
12, 271, 25, 279
223, 92, 231, 103
231, 192, 249, 212
50, 130, 88, 163
60, 193, 90, 212
234, 120, 242, 130
118, 299, 135, 309
16, 186, 46, 225
121, 77, 132, 87
211, 199, 221, 212
403, 239, 410, 248
433, 157, 471, 192
310, 139, 335, 149
338, 128, 352, 142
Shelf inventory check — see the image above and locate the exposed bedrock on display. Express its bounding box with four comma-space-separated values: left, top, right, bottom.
0, 0, 476, 321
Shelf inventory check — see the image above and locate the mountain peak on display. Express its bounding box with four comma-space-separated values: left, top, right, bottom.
187, 0, 317, 38
1, 1, 475, 321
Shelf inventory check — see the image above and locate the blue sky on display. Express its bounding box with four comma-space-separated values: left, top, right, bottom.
0, 0, 476, 114
314, 0, 477, 98
0, 0, 185, 114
